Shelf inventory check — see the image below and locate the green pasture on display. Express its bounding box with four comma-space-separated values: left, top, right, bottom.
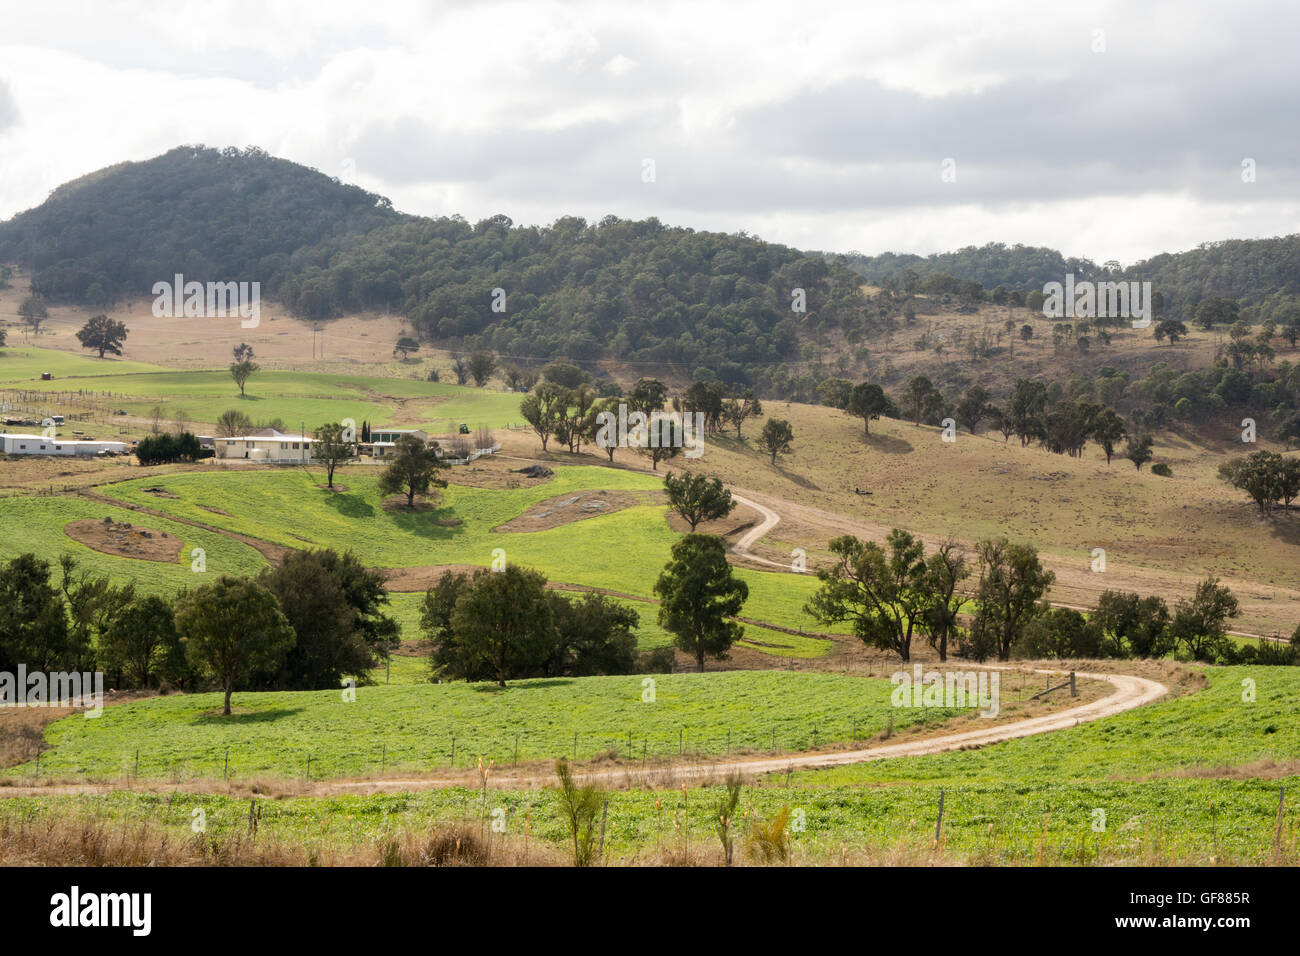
14, 362, 524, 430
14, 671, 925, 779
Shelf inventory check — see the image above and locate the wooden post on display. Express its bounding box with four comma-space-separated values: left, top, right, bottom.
1070, 671, 1077, 697
224, 748, 229, 780
134, 748, 139, 779
935, 788, 946, 842
306, 753, 311, 780
1274, 786, 1287, 855
573, 731, 578, 760
679, 728, 683, 755
598, 799, 609, 861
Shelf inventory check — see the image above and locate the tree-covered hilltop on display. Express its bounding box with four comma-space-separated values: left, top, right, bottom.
829, 242, 1101, 291
0, 145, 401, 305
279, 213, 866, 376
830, 237, 1300, 316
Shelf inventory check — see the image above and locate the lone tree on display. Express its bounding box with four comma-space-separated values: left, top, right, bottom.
1124, 432, 1154, 470
1092, 407, 1127, 465
216, 408, 253, 437
449, 566, 555, 687
653, 533, 748, 672
520, 381, 567, 451
846, 382, 889, 435
76, 314, 129, 358
233, 343, 255, 362
18, 296, 48, 336
664, 471, 736, 531
378, 434, 448, 507
313, 422, 358, 489
756, 418, 794, 465
721, 391, 762, 439
640, 415, 683, 470
1169, 577, 1239, 662
968, 538, 1055, 661
174, 575, 295, 716
230, 358, 259, 396
805, 530, 932, 662
451, 355, 470, 385
394, 335, 420, 359
468, 351, 498, 387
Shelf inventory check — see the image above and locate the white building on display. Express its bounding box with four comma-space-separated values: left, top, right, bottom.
214, 431, 315, 462
0, 433, 129, 457
370, 428, 429, 444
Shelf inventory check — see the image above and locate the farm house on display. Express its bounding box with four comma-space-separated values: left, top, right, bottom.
0, 433, 129, 457
214, 431, 315, 462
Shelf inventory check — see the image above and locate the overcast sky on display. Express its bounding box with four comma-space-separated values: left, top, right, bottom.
0, 0, 1296, 264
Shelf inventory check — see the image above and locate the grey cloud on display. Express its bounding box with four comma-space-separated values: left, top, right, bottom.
0, 80, 18, 133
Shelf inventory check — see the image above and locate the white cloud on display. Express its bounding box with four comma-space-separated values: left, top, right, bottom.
0, 0, 1296, 262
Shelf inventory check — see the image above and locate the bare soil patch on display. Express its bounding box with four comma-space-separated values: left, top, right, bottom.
495, 489, 662, 533
316, 483, 349, 493
65, 517, 182, 562
447, 459, 557, 489
381, 564, 489, 591
198, 504, 232, 516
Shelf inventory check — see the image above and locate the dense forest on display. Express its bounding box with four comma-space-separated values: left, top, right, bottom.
830, 237, 1300, 318
0, 146, 401, 306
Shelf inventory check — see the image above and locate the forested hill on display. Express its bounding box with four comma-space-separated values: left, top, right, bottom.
0, 146, 865, 386
0, 145, 402, 305
4, 146, 1300, 388
830, 237, 1300, 315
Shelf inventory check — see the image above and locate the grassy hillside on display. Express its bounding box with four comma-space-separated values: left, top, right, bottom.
16, 366, 525, 432
97, 466, 837, 633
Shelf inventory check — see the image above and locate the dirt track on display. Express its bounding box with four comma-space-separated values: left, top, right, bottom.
0, 667, 1166, 798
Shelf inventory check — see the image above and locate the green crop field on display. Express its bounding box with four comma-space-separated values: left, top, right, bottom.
13, 671, 933, 780
0, 495, 266, 590
785, 666, 1300, 788
16, 366, 525, 431
93, 465, 840, 636
4, 774, 1291, 864
0, 347, 169, 383
9, 667, 1297, 864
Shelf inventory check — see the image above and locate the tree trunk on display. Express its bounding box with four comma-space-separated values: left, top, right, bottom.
223, 684, 233, 716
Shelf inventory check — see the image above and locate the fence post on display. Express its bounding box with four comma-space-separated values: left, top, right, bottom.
224, 748, 229, 780
598, 799, 609, 862
1070, 671, 1077, 697
935, 788, 946, 843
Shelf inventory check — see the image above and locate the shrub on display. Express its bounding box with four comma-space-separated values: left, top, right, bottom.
1152, 462, 1173, 477
555, 758, 604, 867
638, 646, 676, 674
746, 805, 792, 864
